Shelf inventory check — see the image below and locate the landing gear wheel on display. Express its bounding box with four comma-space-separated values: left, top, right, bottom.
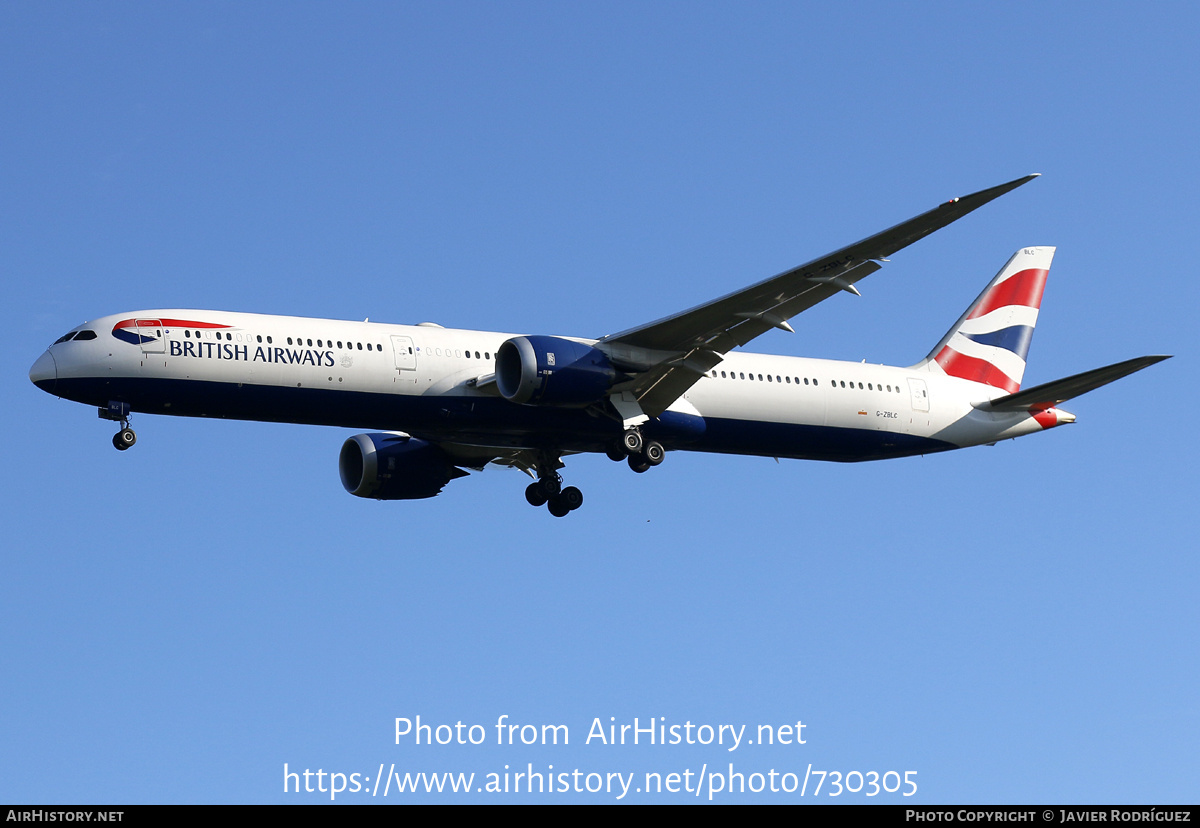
540, 475, 561, 497
113, 428, 136, 451
559, 486, 584, 511
643, 440, 665, 466
622, 428, 643, 455
525, 481, 549, 507
628, 456, 651, 473
605, 444, 626, 462
547, 486, 583, 517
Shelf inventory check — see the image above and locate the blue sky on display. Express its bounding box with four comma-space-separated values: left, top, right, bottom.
3, 2, 1196, 804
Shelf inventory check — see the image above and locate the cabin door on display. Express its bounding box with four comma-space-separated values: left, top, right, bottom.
136, 319, 166, 354
391, 335, 417, 384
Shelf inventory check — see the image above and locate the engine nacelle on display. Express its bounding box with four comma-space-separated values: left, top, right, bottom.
495, 335, 617, 406
339, 433, 468, 500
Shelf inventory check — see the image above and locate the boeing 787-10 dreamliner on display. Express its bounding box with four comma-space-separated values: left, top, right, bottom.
29, 175, 1168, 516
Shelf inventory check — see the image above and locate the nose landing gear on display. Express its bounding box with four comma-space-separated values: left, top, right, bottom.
99, 401, 136, 451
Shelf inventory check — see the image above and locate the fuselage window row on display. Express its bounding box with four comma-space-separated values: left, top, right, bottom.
715, 369, 821, 386
707, 368, 903, 394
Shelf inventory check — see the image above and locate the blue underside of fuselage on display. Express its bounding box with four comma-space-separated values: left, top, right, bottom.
41, 376, 956, 462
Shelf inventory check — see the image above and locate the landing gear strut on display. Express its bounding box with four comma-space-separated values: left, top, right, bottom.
524, 451, 584, 517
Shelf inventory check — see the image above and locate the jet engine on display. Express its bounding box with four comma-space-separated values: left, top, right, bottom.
339, 433, 468, 500
495, 335, 617, 406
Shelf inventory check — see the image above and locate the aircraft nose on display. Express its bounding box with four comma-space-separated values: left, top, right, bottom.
29, 350, 57, 394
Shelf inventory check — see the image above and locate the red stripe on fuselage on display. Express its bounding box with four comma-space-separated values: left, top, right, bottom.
967, 268, 1048, 320
114, 318, 232, 330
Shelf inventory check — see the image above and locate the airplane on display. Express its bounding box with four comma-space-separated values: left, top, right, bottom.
28, 174, 1169, 516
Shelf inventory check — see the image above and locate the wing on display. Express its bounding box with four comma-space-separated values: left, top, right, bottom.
597, 174, 1040, 417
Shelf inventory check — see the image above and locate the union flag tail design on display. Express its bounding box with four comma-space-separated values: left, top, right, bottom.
920, 246, 1054, 393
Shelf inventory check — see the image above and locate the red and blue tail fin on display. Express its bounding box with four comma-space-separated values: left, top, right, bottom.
918, 246, 1054, 393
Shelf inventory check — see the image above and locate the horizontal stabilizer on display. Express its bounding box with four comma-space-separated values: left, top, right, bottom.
975, 355, 1171, 411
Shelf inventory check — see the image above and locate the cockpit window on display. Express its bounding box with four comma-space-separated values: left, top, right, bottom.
74, 330, 98, 341
54, 332, 77, 344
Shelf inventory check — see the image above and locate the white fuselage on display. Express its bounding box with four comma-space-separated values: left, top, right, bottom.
32, 309, 1062, 463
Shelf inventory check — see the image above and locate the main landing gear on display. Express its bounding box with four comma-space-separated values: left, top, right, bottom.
606, 426, 665, 474
524, 451, 584, 518
99, 401, 137, 451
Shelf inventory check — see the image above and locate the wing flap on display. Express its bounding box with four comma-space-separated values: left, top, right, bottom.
613, 347, 726, 417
